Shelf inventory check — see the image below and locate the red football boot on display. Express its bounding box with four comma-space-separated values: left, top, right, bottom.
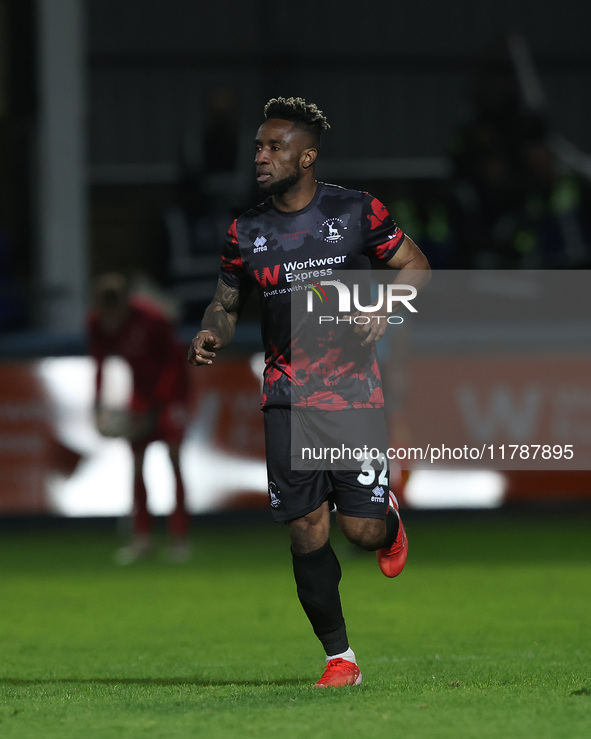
376, 491, 408, 578
314, 658, 362, 687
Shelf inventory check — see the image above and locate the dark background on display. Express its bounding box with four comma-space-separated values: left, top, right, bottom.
2, 0, 591, 335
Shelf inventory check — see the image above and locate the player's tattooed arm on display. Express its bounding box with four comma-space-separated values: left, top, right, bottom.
188, 280, 247, 366
202, 279, 244, 344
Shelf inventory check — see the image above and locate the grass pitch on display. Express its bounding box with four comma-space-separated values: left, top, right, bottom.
0, 512, 589, 738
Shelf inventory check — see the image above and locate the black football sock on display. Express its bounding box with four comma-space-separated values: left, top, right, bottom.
291, 541, 349, 656
382, 506, 400, 549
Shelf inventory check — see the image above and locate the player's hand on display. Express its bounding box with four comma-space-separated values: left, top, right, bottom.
188, 330, 222, 366
346, 312, 388, 346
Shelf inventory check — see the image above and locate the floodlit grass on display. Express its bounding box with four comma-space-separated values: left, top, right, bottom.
0, 513, 589, 738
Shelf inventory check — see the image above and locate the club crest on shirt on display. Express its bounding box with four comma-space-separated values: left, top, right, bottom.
321, 218, 345, 243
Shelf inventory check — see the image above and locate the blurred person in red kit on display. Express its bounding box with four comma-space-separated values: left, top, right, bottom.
88, 273, 191, 564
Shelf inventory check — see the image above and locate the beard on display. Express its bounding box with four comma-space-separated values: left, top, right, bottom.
257, 169, 301, 197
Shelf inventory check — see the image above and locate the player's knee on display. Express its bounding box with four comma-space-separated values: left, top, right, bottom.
340, 516, 385, 551
289, 505, 330, 554
290, 527, 329, 555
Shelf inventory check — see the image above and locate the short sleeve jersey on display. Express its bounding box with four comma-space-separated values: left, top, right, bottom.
219, 182, 405, 409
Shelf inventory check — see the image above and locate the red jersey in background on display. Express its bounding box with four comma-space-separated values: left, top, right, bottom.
88, 296, 188, 443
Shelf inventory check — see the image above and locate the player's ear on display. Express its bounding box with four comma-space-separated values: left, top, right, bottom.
301, 148, 317, 169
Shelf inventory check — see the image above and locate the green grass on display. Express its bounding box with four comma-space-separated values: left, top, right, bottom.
0, 514, 589, 738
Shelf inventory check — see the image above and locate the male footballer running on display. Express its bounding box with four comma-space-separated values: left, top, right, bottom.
189, 97, 430, 686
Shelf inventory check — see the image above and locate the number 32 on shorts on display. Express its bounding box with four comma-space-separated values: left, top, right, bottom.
357, 453, 388, 486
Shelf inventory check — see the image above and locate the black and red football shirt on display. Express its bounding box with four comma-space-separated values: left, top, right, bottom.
219, 182, 405, 409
